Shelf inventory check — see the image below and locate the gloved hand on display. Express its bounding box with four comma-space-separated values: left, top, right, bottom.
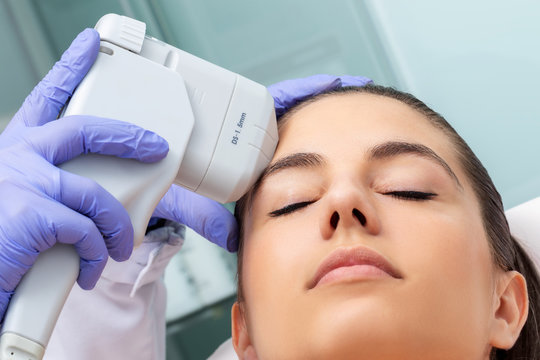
268, 74, 373, 117
0, 28, 170, 320
0, 28, 238, 320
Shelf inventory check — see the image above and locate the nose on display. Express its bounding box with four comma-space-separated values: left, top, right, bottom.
319, 182, 380, 239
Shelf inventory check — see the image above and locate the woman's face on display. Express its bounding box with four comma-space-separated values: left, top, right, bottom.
236, 94, 502, 359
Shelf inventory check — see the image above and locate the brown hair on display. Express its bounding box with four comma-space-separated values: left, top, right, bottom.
235, 85, 540, 359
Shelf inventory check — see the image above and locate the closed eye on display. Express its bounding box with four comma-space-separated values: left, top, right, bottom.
384, 190, 437, 201
268, 191, 434, 217
269, 200, 316, 217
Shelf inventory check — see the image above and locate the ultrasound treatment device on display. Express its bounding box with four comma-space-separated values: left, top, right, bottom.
0, 14, 277, 359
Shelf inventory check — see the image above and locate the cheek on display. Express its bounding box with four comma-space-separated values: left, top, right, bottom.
240, 209, 322, 356
410, 210, 491, 290
242, 223, 308, 301
381, 200, 495, 341
241, 197, 322, 292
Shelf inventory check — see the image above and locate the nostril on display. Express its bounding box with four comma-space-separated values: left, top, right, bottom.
352, 208, 367, 226
330, 211, 340, 229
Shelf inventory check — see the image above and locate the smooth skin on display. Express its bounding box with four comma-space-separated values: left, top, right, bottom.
232, 94, 528, 359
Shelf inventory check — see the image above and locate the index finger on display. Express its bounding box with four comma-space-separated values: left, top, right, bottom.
8, 29, 100, 130
268, 74, 341, 117
268, 74, 373, 117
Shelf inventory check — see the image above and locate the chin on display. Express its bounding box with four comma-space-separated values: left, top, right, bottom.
289, 297, 481, 360
306, 305, 403, 359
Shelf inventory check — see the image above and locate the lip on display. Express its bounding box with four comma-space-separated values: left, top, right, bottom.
308, 246, 403, 289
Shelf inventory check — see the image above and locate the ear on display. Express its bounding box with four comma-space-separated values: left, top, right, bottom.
489, 270, 529, 350
232, 302, 258, 360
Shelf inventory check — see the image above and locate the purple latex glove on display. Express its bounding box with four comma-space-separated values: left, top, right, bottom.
268, 74, 373, 117
153, 187, 238, 252
0, 27, 240, 323
0, 29, 170, 320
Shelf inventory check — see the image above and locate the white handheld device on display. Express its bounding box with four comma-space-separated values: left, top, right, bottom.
0, 14, 277, 360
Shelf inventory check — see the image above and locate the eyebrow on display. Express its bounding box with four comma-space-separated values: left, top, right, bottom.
252, 152, 326, 194
260, 152, 326, 182
254, 141, 462, 193
368, 141, 463, 189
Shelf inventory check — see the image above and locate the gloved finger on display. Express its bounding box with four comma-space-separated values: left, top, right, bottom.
0, 241, 24, 321
55, 168, 134, 261
152, 185, 239, 252
0, 292, 12, 321
338, 75, 373, 87
8, 29, 100, 130
268, 74, 374, 117
0, 193, 108, 291
50, 200, 109, 290
268, 74, 342, 117
0, 237, 39, 320
27, 115, 169, 165
0, 224, 40, 320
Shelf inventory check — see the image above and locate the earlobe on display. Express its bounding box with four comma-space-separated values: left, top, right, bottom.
232, 302, 259, 360
489, 271, 529, 350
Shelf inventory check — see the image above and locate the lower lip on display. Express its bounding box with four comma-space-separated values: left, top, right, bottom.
315, 265, 393, 288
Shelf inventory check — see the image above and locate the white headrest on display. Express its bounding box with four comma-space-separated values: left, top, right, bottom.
506, 197, 540, 272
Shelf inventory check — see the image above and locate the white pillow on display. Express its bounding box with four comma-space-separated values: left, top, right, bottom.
506, 197, 540, 271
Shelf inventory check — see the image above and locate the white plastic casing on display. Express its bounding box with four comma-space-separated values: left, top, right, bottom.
0, 13, 277, 360
95, 13, 146, 53
196, 75, 276, 201
139, 34, 277, 203
0, 245, 78, 360
60, 41, 194, 248
1, 15, 195, 360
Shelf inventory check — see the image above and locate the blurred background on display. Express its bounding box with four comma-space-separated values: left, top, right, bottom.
1, 0, 540, 358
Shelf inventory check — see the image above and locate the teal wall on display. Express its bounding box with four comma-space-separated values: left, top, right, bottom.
0, 0, 396, 122
366, 0, 540, 209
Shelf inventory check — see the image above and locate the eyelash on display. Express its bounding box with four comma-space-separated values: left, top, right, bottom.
384, 190, 437, 201
268, 191, 436, 217
269, 201, 315, 217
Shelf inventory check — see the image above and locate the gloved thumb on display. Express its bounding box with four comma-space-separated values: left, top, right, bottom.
8, 28, 100, 130
152, 185, 239, 251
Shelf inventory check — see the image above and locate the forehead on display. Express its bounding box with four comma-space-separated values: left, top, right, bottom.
276, 93, 452, 160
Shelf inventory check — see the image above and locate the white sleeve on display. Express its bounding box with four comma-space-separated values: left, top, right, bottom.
43, 222, 185, 360
506, 197, 540, 271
